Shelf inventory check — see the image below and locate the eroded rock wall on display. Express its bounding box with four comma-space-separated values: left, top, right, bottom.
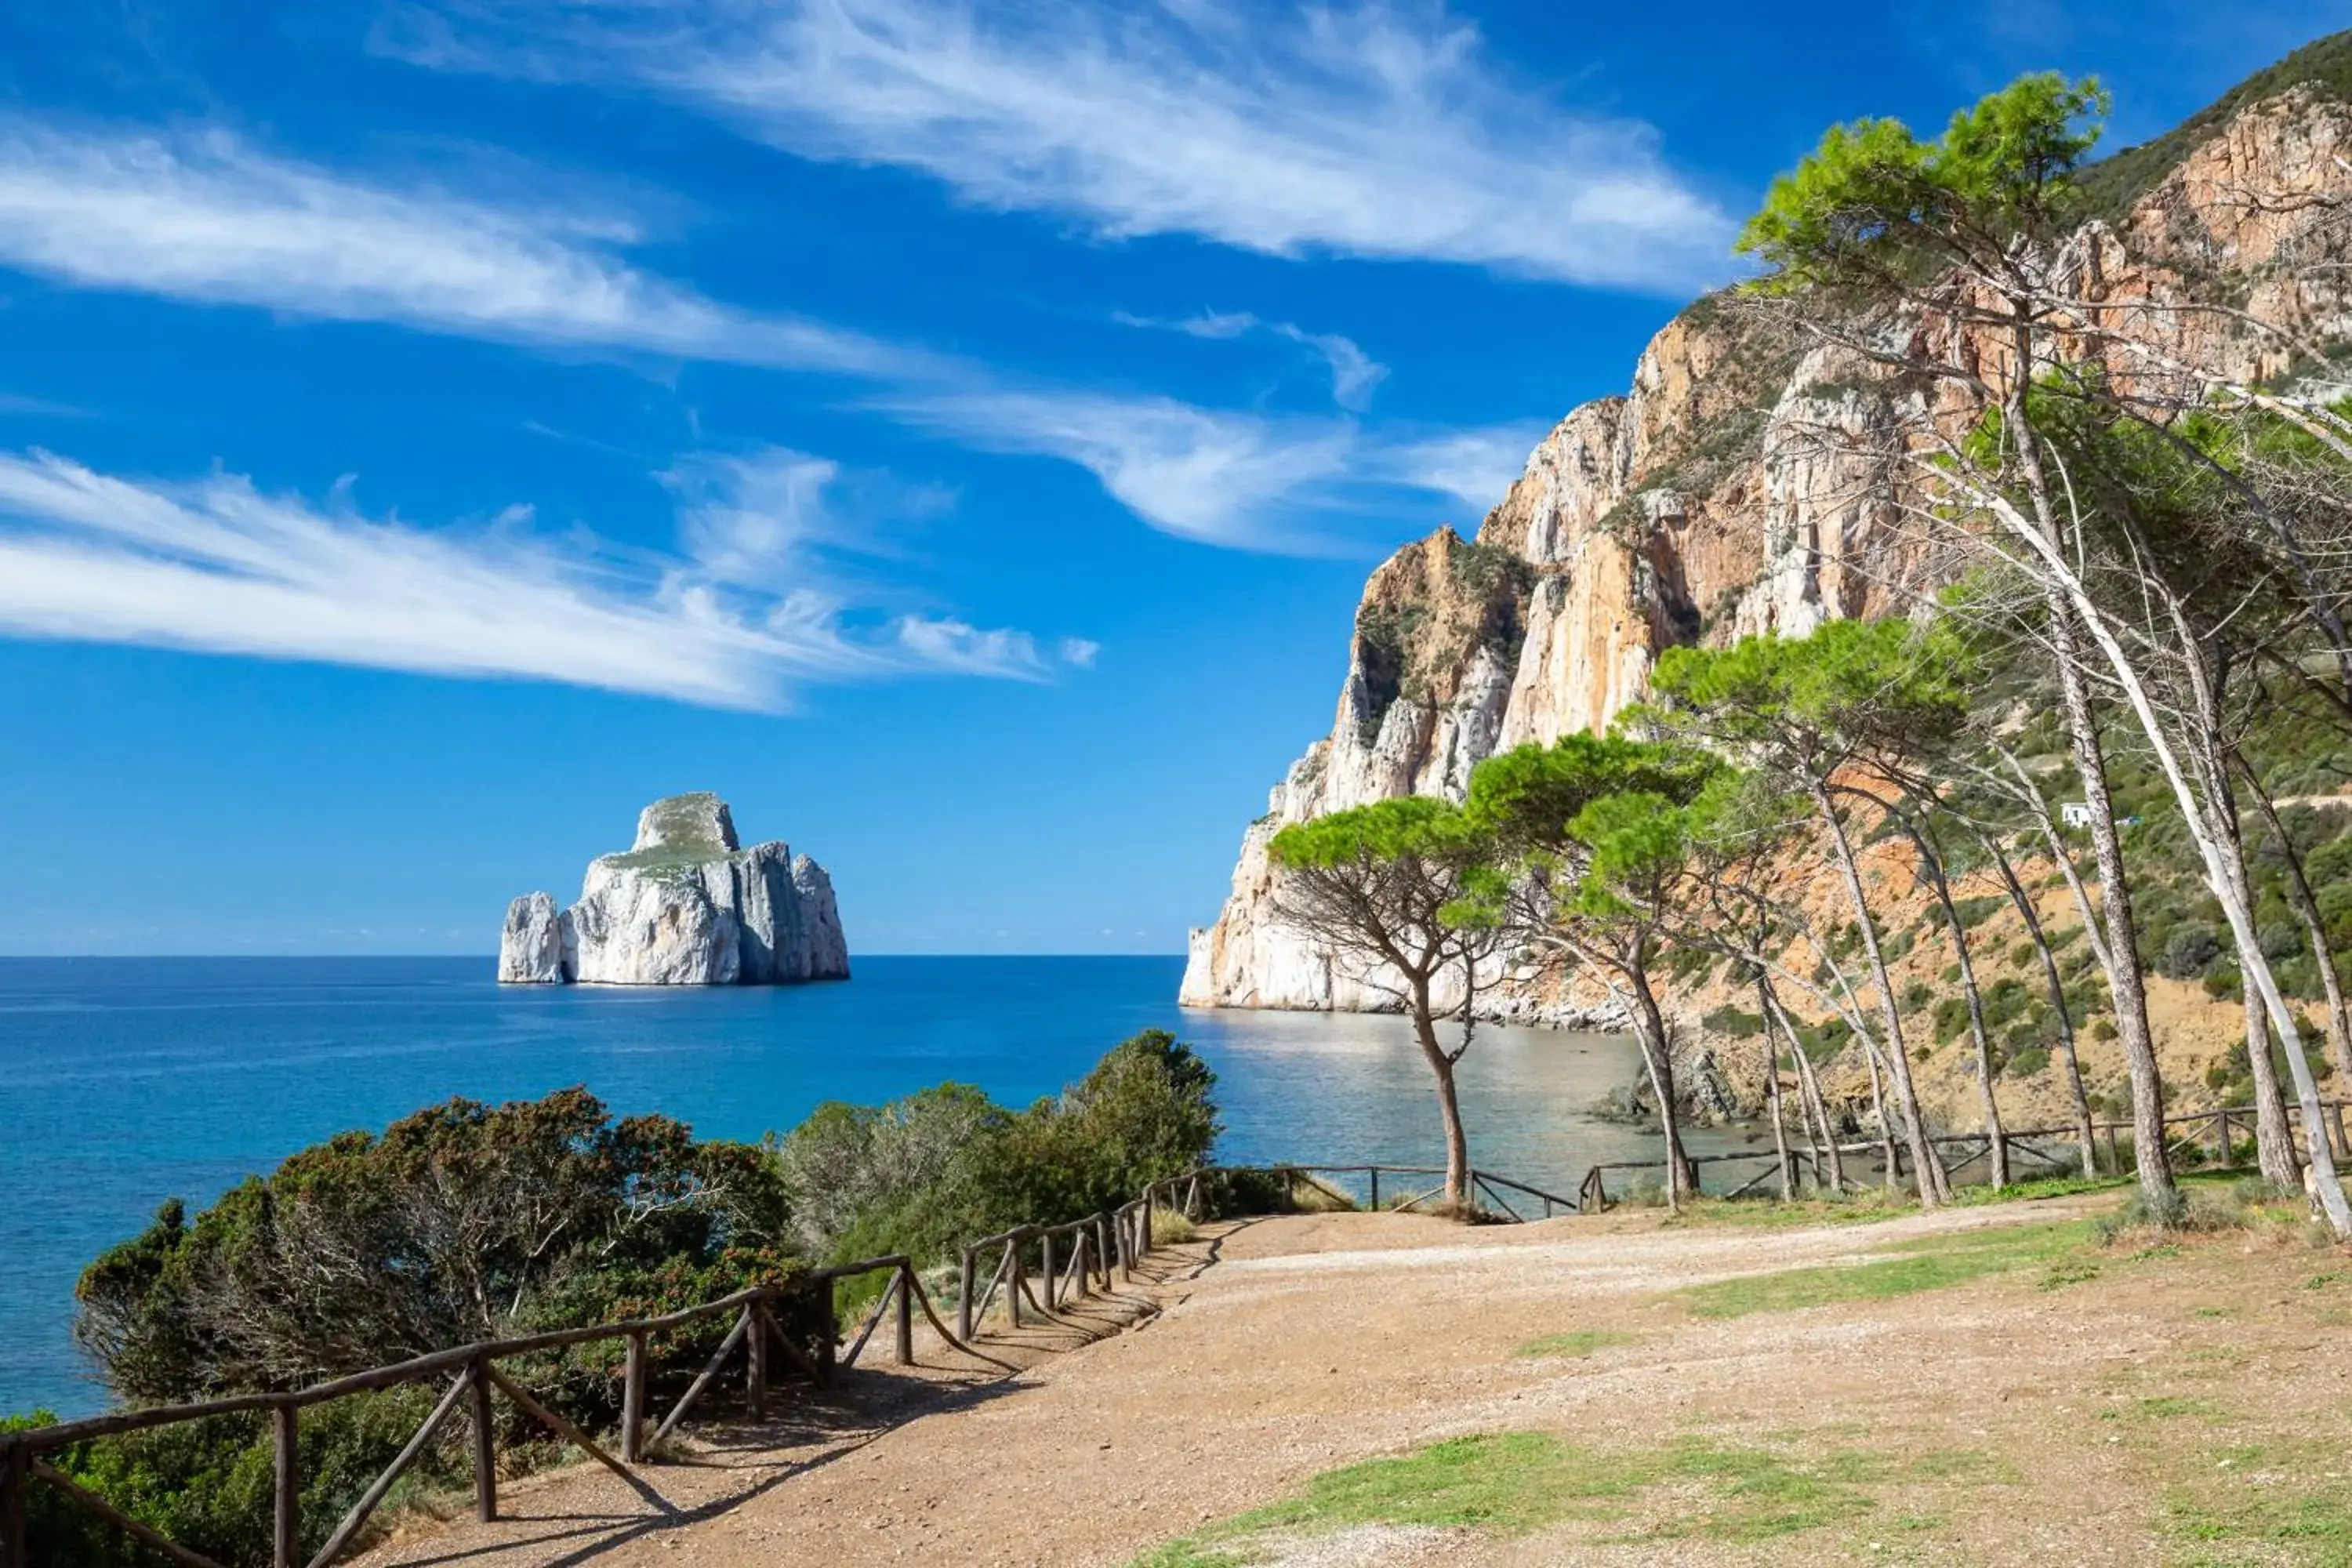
500, 792, 851, 987
1182, 82, 2352, 1021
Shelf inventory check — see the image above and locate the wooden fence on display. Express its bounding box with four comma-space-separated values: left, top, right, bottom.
1136, 1163, 1582, 1222
1573, 1098, 2352, 1210
0, 1254, 978, 1568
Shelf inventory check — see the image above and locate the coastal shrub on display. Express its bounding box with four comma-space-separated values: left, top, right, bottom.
2163, 922, 2223, 979
21, 1034, 1218, 1566
74, 1088, 794, 1407
769, 1029, 1221, 1281
1700, 1004, 1764, 1038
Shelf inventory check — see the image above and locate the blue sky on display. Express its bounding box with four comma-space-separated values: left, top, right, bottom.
0, 0, 2337, 956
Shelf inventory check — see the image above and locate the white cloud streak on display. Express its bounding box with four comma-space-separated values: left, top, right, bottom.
0, 448, 1082, 707
876, 387, 1538, 549
0, 123, 931, 376
1121, 309, 1388, 409
396, 0, 1735, 289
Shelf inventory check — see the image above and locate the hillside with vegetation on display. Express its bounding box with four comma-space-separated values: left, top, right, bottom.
1192, 35, 2352, 1236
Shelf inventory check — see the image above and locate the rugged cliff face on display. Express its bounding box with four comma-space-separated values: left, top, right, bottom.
499, 793, 850, 987
1181, 61, 2352, 1033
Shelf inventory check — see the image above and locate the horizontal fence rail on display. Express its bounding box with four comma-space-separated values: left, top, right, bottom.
0, 1151, 1609, 1568
1572, 1099, 2352, 1211
0, 1256, 987, 1568
1133, 1163, 1583, 1221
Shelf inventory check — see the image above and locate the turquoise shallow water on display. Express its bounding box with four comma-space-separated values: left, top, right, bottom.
0, 955, 1717, 1417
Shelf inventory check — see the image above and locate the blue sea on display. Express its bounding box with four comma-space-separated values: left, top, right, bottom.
0, 955, 1708, 1417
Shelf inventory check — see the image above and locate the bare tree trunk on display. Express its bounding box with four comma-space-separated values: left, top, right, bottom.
1408, 978, 1472, 1210
2207, 763, 2301, 1189
1980, 829, 2098, 1178
1876, 797, 2009, 1188
1628, 958, 1697, 1210
2045, 604, 2175, 1208
1986, 309, 2174, 1210
2240, 983, 2301, 1188
1759, 975, 1795, 1201
1810, 779, 1948, 1203
1761, 982, 1846, 1193
1862, 1033, 1898, 1192
1991, 393, 2343, 1232
2242, 772, 2352, 1096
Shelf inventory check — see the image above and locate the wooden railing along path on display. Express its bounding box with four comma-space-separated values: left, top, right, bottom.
1573, 1098, 2352, 1210
0, 1158, 1592, 1568
0, 1253, 982, 1568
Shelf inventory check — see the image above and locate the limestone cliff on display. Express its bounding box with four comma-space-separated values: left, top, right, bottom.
499, 793, 850, 987
1182, 51, 2352, 1033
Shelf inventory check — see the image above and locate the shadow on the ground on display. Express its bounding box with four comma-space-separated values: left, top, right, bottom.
378, 1236, 1229, 1566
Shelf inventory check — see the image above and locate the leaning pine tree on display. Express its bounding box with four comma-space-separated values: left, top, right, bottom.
1268, 798, 1508, 1212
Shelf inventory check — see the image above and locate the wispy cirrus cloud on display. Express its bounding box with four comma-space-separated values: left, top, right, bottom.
1117, 309, 1388, 410
0, 123, 931, 376
384, 0, 1736, 289
876, 386, 1539, 550
0, 446, 1083, 708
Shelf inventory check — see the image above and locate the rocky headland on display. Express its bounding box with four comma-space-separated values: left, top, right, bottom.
1181, 45, 2352, 1122
499, 793, 849, 986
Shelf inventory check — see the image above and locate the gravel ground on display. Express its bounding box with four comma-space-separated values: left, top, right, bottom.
356, 1197, 2352, 1567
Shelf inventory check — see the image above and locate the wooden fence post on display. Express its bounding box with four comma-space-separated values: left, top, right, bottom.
2104, 1122, 2120, 1174
2332, 1102, 2350, 1158
622, 1330, 648, 1465
1040, 1231, 1057, 1312
746, 1301, 768, 1421
957, 1250, 977, 1341
1140, 1191, 1153, 1254
2, 1443, 27, 1568
2212, 1111, 2231, 1166
895, 1267, 915, 1366
1098, 1214, 1113, 1286
1369, 1168, 1380, 1210
1007, 1238, 1025, 1329
467, 1356, 498, 1523
272, 1401, 299, 1568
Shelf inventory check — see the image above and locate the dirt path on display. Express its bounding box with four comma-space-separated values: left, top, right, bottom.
359, 1196, 2352, 1566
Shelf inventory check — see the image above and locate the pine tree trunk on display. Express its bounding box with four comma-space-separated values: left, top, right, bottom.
2207, 757, 2303, 1191
1765, 985, 1846, 1193
2045, 604, 2175, 1209
1811, 779, 1947, 1203
1863, 1035, 1898, 1192
1887, 804, 2009, 1189
1409, 978, 1472, 1210
1983, 832, 2098, 1178
2241, 983, 2302, 1189
1628, 960, 1697, 1210
2243, 776, 2352, 1105
1989, 307, 2173, 1213
1759, 975, 1795, 1200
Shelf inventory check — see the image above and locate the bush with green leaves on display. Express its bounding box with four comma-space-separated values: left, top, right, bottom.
22, 1035, 1218, 1566
770, 1029, 1221, 1279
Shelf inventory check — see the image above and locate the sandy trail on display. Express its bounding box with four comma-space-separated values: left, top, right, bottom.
358, 1197, 2352, 1566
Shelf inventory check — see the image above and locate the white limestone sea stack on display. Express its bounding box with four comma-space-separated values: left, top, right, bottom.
497, 793, 850, 986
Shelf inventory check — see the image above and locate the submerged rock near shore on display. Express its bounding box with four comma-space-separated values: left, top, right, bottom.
498, 793, 849, 986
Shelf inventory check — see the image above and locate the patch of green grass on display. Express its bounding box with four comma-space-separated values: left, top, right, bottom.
2137, 1396, 2223, 1420
1129, 1432, 1966, 1565
1944, 1174, 2126, 1207
1671, 1173, 2123, 1232
1516, 1329, 1637, 1359
1674, 1223, 2095, 1319
2164, 1438, 2352, 1564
